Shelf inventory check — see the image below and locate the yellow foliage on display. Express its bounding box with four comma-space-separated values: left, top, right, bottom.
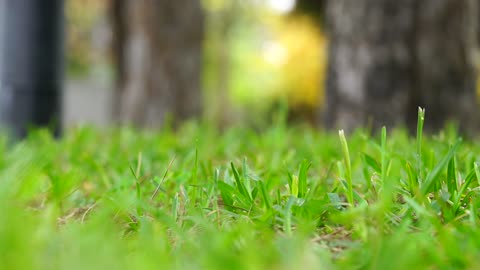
266, 15, 327, 109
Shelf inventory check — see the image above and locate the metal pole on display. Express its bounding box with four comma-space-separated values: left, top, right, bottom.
0, 0, 64, 139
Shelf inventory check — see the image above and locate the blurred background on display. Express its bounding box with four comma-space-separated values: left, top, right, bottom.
64, 0, 326, 129
1, 0, 479, 136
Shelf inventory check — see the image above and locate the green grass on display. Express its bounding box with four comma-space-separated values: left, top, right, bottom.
1, 114, 480, 269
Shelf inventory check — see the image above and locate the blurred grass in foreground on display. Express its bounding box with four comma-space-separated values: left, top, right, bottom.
1, 115, 480, 269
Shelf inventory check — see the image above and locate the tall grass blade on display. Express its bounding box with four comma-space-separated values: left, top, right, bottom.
416, 107, 425, 179
339, 130, 354, 206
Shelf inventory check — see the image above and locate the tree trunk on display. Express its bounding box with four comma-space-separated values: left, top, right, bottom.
411, 0, 478, 133
110, 0, 204, 128
324, 0, 478, 133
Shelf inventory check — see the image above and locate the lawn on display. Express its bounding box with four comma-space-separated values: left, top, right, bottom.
1, 110, 480, 269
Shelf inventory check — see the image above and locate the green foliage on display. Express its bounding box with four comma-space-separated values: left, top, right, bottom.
2, 115, 480, 269
202, 1, 326, 123
65, 0, 108, 77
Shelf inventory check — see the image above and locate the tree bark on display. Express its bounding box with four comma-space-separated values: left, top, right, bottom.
110, 0, 204, 128
411, 0, 478, 133
324, 0, 478, 133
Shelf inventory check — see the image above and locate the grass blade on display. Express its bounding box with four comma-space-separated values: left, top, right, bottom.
421, 140, 461, 195
258, 181, 272, 210
362, 153, 381, 173
191, 147, 199, 204
242, 157, 252, 196
291, 175, 299, 198
446, 156, 457, 194
453, 168, 476, 213
474, 162, 480, 187
298, 160, 311, 198
416, 107, 425, 179
339, 130, 354, 206
381, 126, 388, 185
231, 162, 252, 202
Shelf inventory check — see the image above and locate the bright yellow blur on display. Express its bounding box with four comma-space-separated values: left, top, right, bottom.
267, 15, 326, 109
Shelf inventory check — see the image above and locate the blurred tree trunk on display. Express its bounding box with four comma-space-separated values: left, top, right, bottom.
412, 0, 478, 133
205, 4, 234, 131
109, 0, 204, 128
216, 22, 231, 130
324, 0, 478, 133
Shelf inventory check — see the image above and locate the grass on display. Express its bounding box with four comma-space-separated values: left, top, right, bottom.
1, 112, 480, 269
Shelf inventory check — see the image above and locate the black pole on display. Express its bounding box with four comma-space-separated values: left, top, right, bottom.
0, 0, 64, 139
